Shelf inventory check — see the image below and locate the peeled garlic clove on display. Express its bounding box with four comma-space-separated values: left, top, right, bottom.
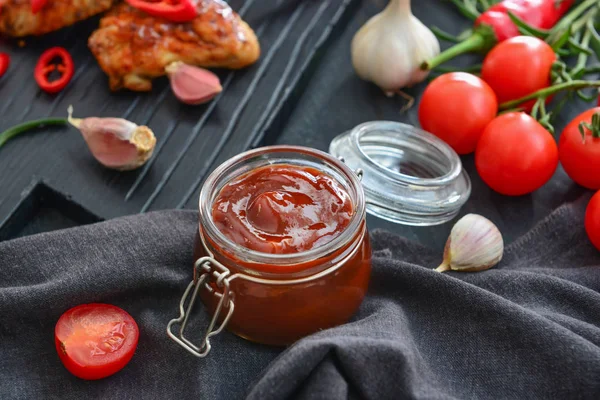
436, 214, 504, 273
67, 106, 156, 171
166, 62, 222, 105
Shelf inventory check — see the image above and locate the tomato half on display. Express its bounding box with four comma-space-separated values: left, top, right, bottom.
481, 36, 556, 111
55, 304, 139, 380
419, 72, 498, 155
586, 191, 600, 252
475, 112, 558, 196
559, 107, 600, 190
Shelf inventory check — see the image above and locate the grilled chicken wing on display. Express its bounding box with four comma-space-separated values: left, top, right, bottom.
0, 0, 115, 37
89, 1, 260, 92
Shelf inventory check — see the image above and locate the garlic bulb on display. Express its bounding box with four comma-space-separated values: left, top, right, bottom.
436, 214, 504, 273
67, 106, 156, 171
351, 0, 440, 94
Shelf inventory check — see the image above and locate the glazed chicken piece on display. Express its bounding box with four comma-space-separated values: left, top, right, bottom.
0, 0, 115, 37
89, 1, 260, 91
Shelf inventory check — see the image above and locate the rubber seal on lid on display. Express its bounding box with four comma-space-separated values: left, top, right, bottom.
329, 121, 471, 226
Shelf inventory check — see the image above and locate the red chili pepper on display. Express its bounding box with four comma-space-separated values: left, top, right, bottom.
0, 53, 10, 79
31, 0, 48, 14
423, 0, 574, 70
34, 47, 75, 94
476, 0, 574, 42
125, 0, 198, 22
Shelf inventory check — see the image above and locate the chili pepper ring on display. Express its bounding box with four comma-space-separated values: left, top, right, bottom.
125, 0, 198, 22
34, 47, 74, 94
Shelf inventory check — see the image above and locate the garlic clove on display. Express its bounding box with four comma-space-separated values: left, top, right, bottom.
351, 0, 440, 92
166, 62, 222, 105
436, 214, 504, 273
68, 106, 156, 171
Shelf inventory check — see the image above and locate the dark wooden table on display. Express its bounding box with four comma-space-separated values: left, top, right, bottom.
0, 0, 590, 251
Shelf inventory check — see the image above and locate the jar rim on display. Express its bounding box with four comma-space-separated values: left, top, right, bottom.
198, 145, 366, 271
351, 121, 462, 186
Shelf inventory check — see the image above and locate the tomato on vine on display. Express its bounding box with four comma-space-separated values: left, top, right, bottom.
475, 112, 558, 196
585, 191, 600, 252
481, 36, 556, 111
559, 108, 600, 190
419, 72, 498, 155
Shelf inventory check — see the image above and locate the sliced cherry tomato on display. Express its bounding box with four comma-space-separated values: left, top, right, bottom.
559, 107, 600, 190
0, 53, 9, 78
419, 72, 498, 155
585, 191, 600, 252
34, 47, 74, 94
126, 0, 197, 22
475, 112, 558, 196
481, 36, 556, 111
55, 303, 139, 380
31, 0, 48, 14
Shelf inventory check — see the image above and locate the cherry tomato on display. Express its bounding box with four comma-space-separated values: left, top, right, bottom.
475, 112, 558, 196
586, 191, 600, 251
55, 303, 139, 380
419, 72, 498, 155
559, 107, 600, 189
0, 53, 10, 78
481, 36, 556, 111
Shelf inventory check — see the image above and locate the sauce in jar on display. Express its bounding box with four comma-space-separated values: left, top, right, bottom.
191, 146, 372, 347
211, 164, 354, 254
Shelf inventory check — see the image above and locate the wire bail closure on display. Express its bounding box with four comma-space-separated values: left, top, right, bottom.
167, 217, 366, 357
166, 256, 235, 358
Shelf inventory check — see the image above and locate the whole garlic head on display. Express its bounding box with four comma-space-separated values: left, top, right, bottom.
351, 0, 440, 93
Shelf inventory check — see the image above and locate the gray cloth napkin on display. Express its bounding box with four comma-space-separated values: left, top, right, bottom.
1, 196, 600, 399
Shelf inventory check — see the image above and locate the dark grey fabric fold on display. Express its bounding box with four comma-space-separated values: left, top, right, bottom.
1, 197, 600, 399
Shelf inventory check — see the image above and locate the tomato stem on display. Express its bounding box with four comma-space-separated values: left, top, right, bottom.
531, 98, 554, 134
579, 112, 600, 141
498, 80, 600, 111
0, 118, 68, 150
546, 0, 599, 45
421, 25, 496, 71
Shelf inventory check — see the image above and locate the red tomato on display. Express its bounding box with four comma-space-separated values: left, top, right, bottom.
475, 112, 558, 196
0, 53, 9, 78
419, 72, 498, 155
559, 107, 600, 189
586, 191, 600, 251
481, 36, 556, 111
55, 304, 139, 380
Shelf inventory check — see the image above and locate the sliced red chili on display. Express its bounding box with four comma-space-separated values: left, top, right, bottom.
0, 53, 10, 79
31, 0, 48, 14
125, 0, 198, 22
34, 47, 74, 94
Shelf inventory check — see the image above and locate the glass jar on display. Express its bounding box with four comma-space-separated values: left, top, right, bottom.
168, 146, 371, 356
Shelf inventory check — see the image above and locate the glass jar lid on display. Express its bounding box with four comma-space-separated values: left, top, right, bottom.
329, 121, 471, 226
